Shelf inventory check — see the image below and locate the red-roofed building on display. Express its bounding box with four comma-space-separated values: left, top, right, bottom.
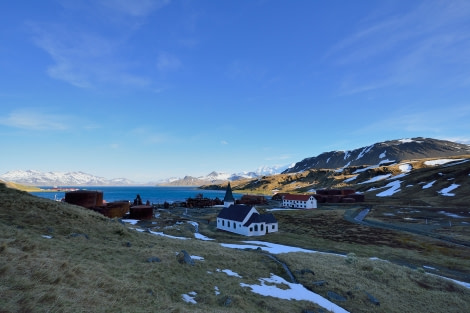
282, 194, 317, 209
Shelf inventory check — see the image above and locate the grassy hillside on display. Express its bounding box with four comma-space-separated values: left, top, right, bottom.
0, 179, 43, 192
1, 183, 469, 312
204, 156, 470, 207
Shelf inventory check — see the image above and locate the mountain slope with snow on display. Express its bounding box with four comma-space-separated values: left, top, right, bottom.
284, 137, 470, 174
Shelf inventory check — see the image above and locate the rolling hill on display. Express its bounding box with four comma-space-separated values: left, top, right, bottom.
202, 138, 470, 207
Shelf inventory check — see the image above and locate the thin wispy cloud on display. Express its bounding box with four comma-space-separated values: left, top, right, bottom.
30, 23, 146, 88
356, 105, 470, 135
130, 127, 172, 145
265, 154, 294, 161
220, 140, 228, 145
156, 52, 182, 72
99, 0, 170, 17
28, 1, 170, 89
0, 109, 70, 131
327, 0, 470, 94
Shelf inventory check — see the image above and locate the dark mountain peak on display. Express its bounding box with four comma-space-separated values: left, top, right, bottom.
284, 137, 470, 174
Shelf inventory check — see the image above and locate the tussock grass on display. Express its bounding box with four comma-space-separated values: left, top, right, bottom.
1, 183, 470, 312
281, 251, 469, 313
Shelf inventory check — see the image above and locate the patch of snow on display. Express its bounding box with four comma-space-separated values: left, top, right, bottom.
41, 235, 53, 239
344, 175, 358, 182
240, 274, 349, 313
359, 174, 392, 184
194, 232, 214, 241
344, 151, 351, 160
379, 150, 386, 159
335, 161, 351, 173
222, 241, 318, 255
326, 157, 331, 163
191, 255, 205, 260
423, 265, 437, 270
438, 211, 465, 218
378, 159, 395, 165
353, 165, 378, 173
430, 274, 470, 289
217, 268, 242, 278
422, 180, 436, 189
266, 208, 300, 212
438, 184, 460, 196
187, 221, 198, 230
121, 219, 139, 225
443, 159, 469, 167
214, 286, 220, 295
398, 138, 414, 143
376, 181, 401, 197
424, 159, 463, 166
389, 173, 408, 180
135, 228, 189, 240
356, 145, 374, 160
182, 292, 197, 304
399, 163, 412, 172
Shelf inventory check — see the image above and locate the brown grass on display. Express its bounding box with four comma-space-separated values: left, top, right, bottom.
1, 183, 470, 312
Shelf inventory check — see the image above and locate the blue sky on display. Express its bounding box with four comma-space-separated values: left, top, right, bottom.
1, 0, 469, 182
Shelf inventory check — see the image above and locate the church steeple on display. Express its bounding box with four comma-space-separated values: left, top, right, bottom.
223, 182, 235, 208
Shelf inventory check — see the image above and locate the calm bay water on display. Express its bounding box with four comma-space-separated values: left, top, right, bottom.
30, 186, 241, 204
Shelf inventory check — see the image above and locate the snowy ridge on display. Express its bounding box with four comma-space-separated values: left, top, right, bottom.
0, 170, 135, 186
284, 137, 470, 174
156, 164, 293, 186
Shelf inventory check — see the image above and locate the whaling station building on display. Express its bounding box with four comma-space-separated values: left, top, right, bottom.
282, 194, 317, 209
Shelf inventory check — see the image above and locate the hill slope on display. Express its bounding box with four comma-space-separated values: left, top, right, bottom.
1, 183, 469, 312
284, 137, 470, 173
204, 156, 470, 206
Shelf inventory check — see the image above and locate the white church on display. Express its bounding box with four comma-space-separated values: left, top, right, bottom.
216, 183, 278, 236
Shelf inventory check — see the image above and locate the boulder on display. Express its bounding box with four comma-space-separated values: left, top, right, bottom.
177, 250, 195, 266
327, 291, 347, 302
147, 257, 161, 263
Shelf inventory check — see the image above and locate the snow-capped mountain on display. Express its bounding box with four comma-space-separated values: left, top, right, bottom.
157, 165, 292, 186
0, 170, 136, 186
284, 137, 470, 174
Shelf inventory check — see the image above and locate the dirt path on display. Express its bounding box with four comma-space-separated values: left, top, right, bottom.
345, 208, 470, 248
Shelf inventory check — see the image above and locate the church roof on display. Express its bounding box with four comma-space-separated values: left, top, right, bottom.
217, 204, 253, 222
223, 182, 235, 202
243, 212, 277, 226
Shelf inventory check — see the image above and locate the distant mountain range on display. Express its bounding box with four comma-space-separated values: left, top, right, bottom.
0, 165, 292, 187
0, 170, 136, 186
155, 164, 293, 186
3, 137, 469, 188
283, 137, 470, 174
